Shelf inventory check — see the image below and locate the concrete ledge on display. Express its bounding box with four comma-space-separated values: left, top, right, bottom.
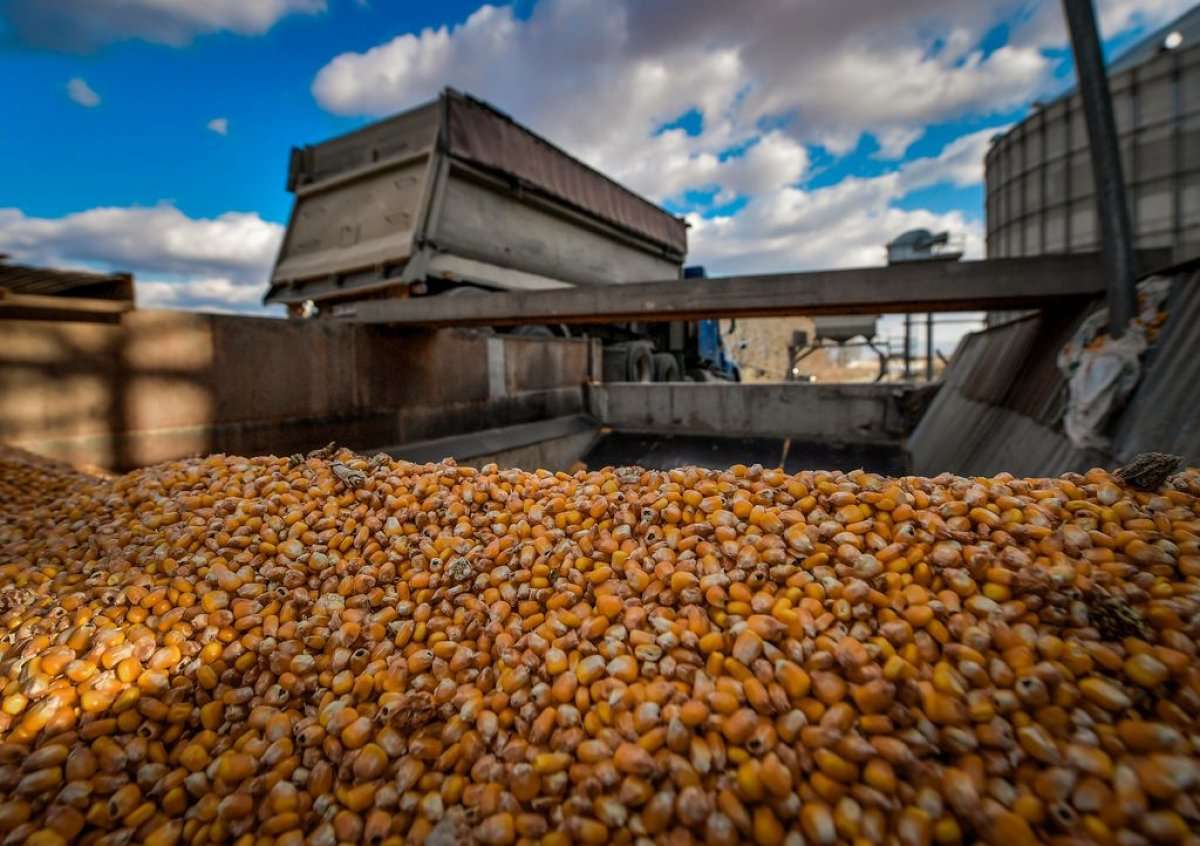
382, 414, 598, 465
588, 382, 932, 445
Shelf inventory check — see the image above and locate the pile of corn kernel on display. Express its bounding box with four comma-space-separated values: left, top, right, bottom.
0, 444, 1198, 846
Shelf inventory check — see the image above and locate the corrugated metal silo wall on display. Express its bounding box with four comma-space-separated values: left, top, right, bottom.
909, 271, 1200, 477
985, 42, 1200, 262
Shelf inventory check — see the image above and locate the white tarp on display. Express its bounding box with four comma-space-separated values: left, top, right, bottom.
1058, 277, 1171, 450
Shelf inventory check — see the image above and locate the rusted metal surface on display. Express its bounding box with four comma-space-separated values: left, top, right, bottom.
0, 260, 135, 323
957, 305, 1081, 426
0, 260, 134, 301
445, 91, 687, 257
0, 290, 131, 324
1, 313, 592, 471
265, 89, 687, 307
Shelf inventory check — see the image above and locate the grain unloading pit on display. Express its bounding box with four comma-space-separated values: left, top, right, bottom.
4, 60, 1200, 845
2, 433, 1200, 845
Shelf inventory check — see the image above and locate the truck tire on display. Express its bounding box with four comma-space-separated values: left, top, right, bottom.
652, 352, 681, 382
511, 325, 555, 338
626, 343, 654, 383
602, 343, 654, 382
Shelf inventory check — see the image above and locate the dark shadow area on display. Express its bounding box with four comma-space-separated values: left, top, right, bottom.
0, 316, 214, 471
584, 431, 908, 475
1, 315, 595, 473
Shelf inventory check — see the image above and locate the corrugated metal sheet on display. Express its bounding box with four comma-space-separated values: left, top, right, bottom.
999, 307, 1078, 424
910, 270, 1200, 476
445, 91, 688, 258
1112, 269, 1200, 461
952, 305, 1078, 427
0, 261, 133, 300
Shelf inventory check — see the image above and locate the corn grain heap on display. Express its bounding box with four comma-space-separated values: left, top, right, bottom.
1, 444, 1199, 846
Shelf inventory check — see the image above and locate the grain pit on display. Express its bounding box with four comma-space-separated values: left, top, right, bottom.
0, 444, 1197, 844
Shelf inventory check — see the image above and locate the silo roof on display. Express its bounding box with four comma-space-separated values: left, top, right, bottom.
1106, 3, 1200, 75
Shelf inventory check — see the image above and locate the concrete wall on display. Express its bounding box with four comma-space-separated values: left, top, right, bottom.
588, 382, 932, 445
0, 310, 593, 470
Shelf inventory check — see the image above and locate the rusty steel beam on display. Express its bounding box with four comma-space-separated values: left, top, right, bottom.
331, 252, 1168, 327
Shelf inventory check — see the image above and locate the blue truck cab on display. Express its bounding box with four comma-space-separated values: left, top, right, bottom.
684, 266, 741, 382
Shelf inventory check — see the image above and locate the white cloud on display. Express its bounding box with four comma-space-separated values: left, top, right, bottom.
311, 0, 1184, 211
312, 0, 1048, 204
207, 117, 229, 136
67, 77, 100, 108
5, 0, 325, 51
685, 134, 989, 277
608, 129, 810, 206
895, 128, 1000, 194
0, 205, 283, 312
721, 133, 811, 197
874, 128, 923, 161
1015, 0, 1195, 49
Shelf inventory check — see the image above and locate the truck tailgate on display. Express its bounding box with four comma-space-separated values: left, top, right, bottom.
271, 153, 430, 294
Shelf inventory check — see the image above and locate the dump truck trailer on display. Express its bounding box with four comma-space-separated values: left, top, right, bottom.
263, 88, 737, 382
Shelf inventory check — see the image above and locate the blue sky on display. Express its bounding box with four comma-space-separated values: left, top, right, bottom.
0, 0, 1190, 313
0, 2, 483, 223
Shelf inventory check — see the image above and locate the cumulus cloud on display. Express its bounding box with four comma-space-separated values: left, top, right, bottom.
312, 0, 1045, 199
686, 133, 990, 277
207, 117, 229, 136
0, 205, 282, 312
4, 0, 325, 51
895, 129, 999, 195
311, 0, 1184, 209
609, 130, 810, 206
67, 77, 100, 108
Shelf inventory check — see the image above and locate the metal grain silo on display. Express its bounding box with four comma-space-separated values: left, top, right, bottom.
985, 6, 1200, 261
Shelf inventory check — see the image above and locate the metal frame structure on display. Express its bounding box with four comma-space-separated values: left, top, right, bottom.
786, 335, 891, 383
330, 251, 1168, 326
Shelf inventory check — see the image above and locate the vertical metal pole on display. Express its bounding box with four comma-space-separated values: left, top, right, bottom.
925, 313, 935, 381
903, 314, 912, 381
1061, 0, 1137, 338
